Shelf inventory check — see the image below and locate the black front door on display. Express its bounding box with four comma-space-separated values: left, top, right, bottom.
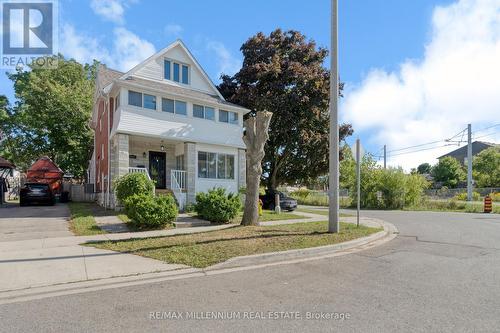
149, 151, 166, 189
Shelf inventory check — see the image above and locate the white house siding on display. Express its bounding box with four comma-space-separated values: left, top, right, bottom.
195, 143, 241, 195
134, 44, 216, 95
115, 106, 245, 148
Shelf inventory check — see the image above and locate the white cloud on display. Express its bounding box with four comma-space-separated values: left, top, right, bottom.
112, 27, 156, 71
60, 23, 113, 65
90, 0, 131, 24
60, 24, 155, 72
164, 23, 183, 37
342, 0, 500, 170
206, 41, 242, 78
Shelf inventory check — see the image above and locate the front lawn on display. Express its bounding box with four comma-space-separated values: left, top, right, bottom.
86, 221, 381, 268
296, 208, 353, 217
68, 202, 106, 236
187, 210, 308, 223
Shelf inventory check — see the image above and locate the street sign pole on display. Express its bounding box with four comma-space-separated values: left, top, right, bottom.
356, 138, 361, 227
328, 0, 339, 233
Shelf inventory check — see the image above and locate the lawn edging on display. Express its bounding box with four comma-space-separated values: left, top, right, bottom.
205, 217, 398, 270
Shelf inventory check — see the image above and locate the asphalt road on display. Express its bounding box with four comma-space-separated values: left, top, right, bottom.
1, 210, 500, 332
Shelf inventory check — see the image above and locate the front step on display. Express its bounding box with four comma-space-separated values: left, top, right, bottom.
174, 214, 211, 228
155, 189, 174, 196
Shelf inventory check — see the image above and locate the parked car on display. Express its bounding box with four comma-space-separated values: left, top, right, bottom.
259, 189, 297, 211
20, 183, 56, 206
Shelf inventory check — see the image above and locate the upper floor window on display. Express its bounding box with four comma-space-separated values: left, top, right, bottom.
219, 110, 239, 125
162, 98, 187, 115
128, 90, 142, 107
182, 65, 189, 84
193, 104, 215, 120
173, 63, 180, 82
144, 94, 156, 110
164, 60, 171, 80
164, 58, 189, 84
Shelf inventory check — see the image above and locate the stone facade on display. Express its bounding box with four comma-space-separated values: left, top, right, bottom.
117, 134, 129, 179
184, 142, 196, 204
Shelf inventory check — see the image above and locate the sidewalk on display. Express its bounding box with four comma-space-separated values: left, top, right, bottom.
0, 210, 385, 293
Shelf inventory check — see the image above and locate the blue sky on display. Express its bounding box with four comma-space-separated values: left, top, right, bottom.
2, 0, 498, 169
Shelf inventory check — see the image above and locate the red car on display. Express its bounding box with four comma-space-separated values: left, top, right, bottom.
20, 183, 56, 206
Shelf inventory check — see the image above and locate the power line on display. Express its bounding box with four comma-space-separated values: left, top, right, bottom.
387, 127, 467, 154
471, 123, 500, 135
473, 130, 500, 140
387, 143, 456, 157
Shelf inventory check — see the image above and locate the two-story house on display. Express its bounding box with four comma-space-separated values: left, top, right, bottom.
90, 40, 250, 209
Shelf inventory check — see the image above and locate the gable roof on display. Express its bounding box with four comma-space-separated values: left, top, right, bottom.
119, 39, 225, 100
437, 141, 499, 159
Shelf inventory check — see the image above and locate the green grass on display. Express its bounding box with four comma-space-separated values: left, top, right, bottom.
86, 221, 381, 268
295, 208, 353, 217
187, 210, 308, 223
68, 202, 106, 236
406, 199, 500, 214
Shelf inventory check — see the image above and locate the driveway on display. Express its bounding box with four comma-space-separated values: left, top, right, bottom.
0, 203, 72, 241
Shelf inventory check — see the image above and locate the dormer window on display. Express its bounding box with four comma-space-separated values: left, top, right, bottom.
164, 58, 189, 84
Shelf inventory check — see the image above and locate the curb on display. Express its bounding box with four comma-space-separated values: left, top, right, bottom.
0, 218, 398, 305
206, 217, 398, 270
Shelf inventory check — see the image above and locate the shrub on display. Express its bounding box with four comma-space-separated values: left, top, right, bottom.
489, 192, 500, 202
195, 188, 241, 223
453, 191, 481, 201
292, 188, 311, 199
114, 173, 155, 204
124, 194, 178, 228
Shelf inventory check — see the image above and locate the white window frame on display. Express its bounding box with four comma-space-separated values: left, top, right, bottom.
193, 104, 215, 121
219, 110, 239, 125
163, 58, 190, 85
197, 151, 235, 179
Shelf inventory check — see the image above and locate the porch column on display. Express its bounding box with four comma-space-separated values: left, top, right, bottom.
117, 133, 129, 178
238, 148, 247, 190
184, 142, 196, 204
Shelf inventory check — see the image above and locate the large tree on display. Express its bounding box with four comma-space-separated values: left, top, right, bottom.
473, 147, 500, 187
2, 55, 97, 177
218, 29, 352, 189
431, 156, 466, 188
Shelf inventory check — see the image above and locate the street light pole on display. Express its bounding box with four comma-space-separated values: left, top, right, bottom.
328, 0, 339, 233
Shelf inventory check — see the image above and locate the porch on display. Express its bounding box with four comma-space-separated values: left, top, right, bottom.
112, 134, 195, 209
110, 133, 247, 210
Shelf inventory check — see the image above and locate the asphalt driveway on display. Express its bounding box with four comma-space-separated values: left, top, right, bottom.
0, 203, 72, 241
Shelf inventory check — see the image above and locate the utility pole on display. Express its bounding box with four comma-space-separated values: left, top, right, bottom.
467, 124, 473, 201
356, 138, 361, 227
328, 0, 339, 233
383, 145, 387, 169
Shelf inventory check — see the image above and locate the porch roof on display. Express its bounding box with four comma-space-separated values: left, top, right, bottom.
114, 108, 246, 149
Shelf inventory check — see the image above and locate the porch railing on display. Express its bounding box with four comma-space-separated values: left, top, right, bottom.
128, 167, 154, 195
171, 170, 186, 210
128, 167, 151, 180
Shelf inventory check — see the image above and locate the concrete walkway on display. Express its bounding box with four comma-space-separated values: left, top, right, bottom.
0, 210, 353, 293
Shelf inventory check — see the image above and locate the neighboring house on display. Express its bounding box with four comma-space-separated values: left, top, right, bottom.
90, 40, 250, 209
438, 141, 499, 166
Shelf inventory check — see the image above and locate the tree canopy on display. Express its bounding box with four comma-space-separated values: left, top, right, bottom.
417, 163, 431, 174
218, 29, 352, 189
431, 156, 466, 188
473, 147, 500, 187
1, 55, 97, 177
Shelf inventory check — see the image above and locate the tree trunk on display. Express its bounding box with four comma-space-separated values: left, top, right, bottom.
241, 111, 273, 226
